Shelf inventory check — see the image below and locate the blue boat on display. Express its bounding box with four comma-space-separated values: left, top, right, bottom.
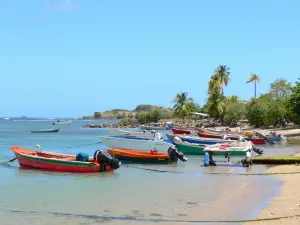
166, 133, 234, 145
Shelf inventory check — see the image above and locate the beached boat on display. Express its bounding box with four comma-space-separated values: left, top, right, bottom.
10, 146, 121, 173
52, 120, 72, 125
204, 141, 253, 155
98, 134, 173, 152
196, 132, 265, 145
108, 128, 155, 139
174, 142, 207, 155
30, 128, 60, 133
166, 133, 234, 145
107, 147, 187, 163
140, 124, 166, 130
171, 128, 191, 135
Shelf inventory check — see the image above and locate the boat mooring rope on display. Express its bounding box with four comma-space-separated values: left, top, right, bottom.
0, 158, 17, 167
123, 165, 300, 176
3, 209, 300, 223
65, 141, 101, 148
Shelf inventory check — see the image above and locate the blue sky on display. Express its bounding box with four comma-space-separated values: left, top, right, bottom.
0, 0, 299, 117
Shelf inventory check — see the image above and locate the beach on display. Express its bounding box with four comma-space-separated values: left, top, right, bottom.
1, 120, 300, 224
245, 153, 300, 225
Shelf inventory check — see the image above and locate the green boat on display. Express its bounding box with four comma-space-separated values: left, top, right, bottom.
175, 142, 247, 156
174, 142, 206, 155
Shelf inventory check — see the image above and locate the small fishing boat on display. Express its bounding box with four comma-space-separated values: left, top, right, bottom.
108, 128, 155, 139
52, 120, 72, 125
140, 124, 166, 130
197, 132, 265, 145
171, 128, 191, 135
10, 146, 121, 173
98, 133, 173, 153
204, 141, 253, 155
174, 142, 207, 155
30, 128, 60, 133
107, 147, 187, 163
166, 133, 234, 145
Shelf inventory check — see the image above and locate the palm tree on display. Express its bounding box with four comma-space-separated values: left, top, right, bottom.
205, 91, 225, 118
247, 74, 261, 98
172, 92, 194, 120
214, 65, 230, 95
208, 74, 222, 93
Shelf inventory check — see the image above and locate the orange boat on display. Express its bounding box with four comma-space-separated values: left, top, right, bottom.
10, 146, 121, 173
107, 147, 187, 163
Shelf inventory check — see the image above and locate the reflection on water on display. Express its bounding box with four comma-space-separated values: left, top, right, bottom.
0, 120, 298, 224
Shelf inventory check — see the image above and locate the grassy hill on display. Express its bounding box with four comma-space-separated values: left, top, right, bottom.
83, 104, 173, 119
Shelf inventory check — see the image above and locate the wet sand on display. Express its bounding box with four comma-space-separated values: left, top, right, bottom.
244, 153, 300, 225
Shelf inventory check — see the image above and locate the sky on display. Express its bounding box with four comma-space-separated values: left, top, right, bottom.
0, 0, 299, 117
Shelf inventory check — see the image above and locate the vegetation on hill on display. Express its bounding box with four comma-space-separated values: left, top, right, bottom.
84, 65, 300, 128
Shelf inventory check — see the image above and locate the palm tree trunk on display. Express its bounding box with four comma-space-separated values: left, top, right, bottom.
222, 87, 224, 95
254, 81, 256, 98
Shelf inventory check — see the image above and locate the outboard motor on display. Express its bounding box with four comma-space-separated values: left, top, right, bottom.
278, 133, 287, 141
222, 135, 230, 140
167, 146, 187, 162
238, 136, 246, 142
173, 136, 182, 143
94, 150, 121, 171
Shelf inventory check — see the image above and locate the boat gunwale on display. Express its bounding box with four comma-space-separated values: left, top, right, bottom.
108, 148, 169, 158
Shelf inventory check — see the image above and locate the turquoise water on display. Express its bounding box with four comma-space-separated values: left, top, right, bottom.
0, 120, 299, 225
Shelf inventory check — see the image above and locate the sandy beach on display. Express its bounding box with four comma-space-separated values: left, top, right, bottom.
245, 153, 300, 225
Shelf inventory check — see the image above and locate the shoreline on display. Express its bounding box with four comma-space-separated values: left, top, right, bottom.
244, 153, 300, 225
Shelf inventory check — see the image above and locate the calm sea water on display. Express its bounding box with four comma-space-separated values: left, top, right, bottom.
0, 120, 299, 225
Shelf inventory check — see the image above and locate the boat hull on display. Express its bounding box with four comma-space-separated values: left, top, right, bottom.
140, 125, 166, 130
107, 148, 170, 163
108, 128, 154, 139
52, 121, 72, 125
197, 132, 265, 145
10, 146, 115, 173
30, 128, 60, 133
99, 136, 173, 152
166, 133, 234, 145
174, 142, 206, 155
171, 128, 191, 135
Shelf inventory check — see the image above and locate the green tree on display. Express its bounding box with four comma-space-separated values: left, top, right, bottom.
208, 74, 222, 93
205, 91, 225, 118
111, 109, 119, 118
247, 73, 261, 98
93, 112, 102, 119
172, 92, 194, 120
246, 93, 288, 127
214, 65, 230, 95
289, 79, 300, 124
270, 78, 292, 100
224, 100, 246, 126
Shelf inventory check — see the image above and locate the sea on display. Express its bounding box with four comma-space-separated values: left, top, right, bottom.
0, 119, 299, 225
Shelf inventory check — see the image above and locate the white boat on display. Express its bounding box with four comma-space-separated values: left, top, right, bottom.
98, 134, 173, 152
52, 120, 72, 125
4, 117, 9, 120
108, 128, 155, 139
140, 124, 167, 130
204, 141, 253, 153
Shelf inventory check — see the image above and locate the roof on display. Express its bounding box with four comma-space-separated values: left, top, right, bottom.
191, 112, 210, 117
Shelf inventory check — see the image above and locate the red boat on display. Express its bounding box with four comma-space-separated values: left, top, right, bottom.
10, 146, 121, 173
171, 128, 191, 135
196, 132, 265, 145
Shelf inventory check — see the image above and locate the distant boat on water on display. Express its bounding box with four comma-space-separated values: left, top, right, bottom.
30, 128, 60, 133
4, 117, 9, 120
52, 120, 72, 125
